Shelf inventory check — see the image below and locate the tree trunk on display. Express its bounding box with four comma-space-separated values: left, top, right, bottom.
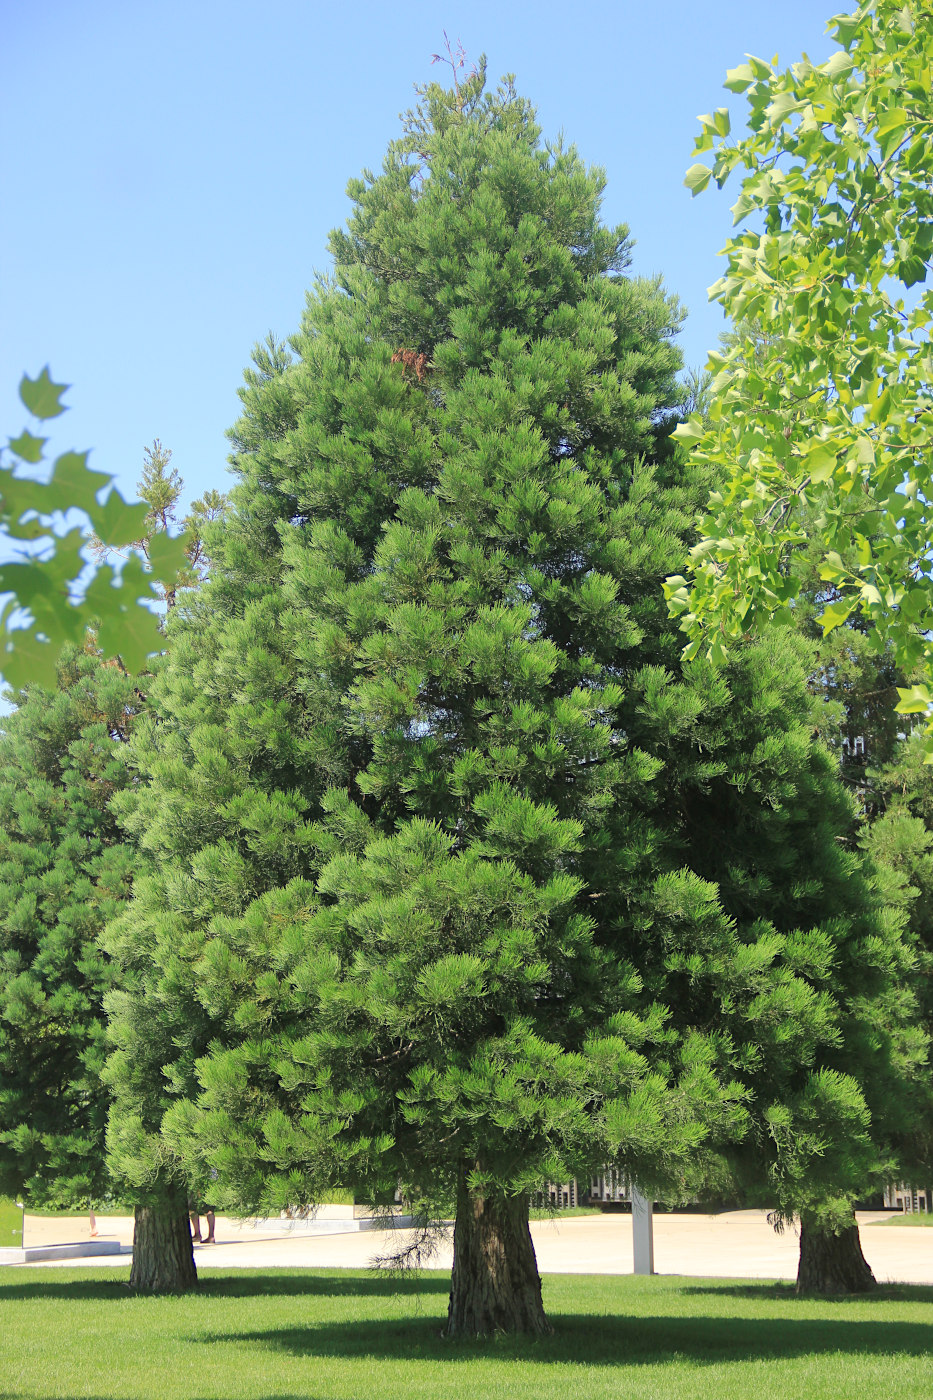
796, 1213, 876, 1295
446, 1171, 551, 1337
129, 1186, 198, 1291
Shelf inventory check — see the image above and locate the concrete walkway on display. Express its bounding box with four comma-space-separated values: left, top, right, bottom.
12, 1208, 933, 1285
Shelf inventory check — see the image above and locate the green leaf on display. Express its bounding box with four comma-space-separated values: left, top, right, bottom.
0, 560, 61, 610
732, 191, 756, 226
95, 601, 161, 676
0, 475, 56, 529
897, 254, 927, 288
8, 430, 46, 464
805, 444, 838, 483
822, 51, 854, 80
819, 551, 847, 583
89, 489, 149, 548
147, 530, 192, 584
724, 63, 756, 93
27, 596, 86, 648
685, 164, 712, 196
877, 110, 908, 158
33, 528, 87, 593
0, 627, 61, 691
672, 419, 705, 444
896, 684, 933, 715
832, 15, 860, 48
819, 598, 856, 636
49, 451, 113, 516
855, 437, 875, 467
19, 368, 69, 420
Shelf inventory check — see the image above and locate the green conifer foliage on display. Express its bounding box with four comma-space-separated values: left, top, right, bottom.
626, 630, 925, 1290
0, 644, 138, 1206
0, 448, 223, 1285
859, 736, 933, 1187
108, 67, 920, 1325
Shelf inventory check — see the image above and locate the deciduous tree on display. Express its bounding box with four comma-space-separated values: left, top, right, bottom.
2, 375, 191, 688
666, 0, 933, 742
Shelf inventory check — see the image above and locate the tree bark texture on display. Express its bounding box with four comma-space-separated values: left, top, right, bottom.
796, 1214, 876, 1295
446, 1173, 551, 1337
129, 1186, 198, 1291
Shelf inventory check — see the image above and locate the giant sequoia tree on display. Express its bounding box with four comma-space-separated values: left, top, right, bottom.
0, 644, 137, 1207
0, 449, 224, 1292
107, 66, 921, 1330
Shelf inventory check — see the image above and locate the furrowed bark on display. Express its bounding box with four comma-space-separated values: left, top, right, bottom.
129, 1184, 197, 1291
446, 1169, 550, 1337
796, 1212, 876, 1295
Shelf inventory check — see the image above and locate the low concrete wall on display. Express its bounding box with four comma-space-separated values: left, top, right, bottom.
0, 1240, 125, 1265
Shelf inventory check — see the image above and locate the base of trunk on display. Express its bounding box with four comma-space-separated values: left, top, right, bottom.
796, 1215, 876, 1295
446, 1175, 550, 1337
129, 1187, 198, 1292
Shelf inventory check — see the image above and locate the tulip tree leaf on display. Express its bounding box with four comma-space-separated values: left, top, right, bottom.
89, 489, 150, 549
666, 0, 933, 755
0, 371, 176, 688
8, 430, 46, 464
49, 451, 113, 516
19, 368, 69, 421
147, 529, 192, 585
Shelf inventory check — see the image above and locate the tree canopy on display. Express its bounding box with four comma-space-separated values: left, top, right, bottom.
2, 374, 191, 690
0, 642, 139, 1207
665, 0, 933, 742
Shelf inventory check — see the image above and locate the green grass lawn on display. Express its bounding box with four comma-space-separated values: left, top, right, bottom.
2, 1269, 933, 1400
868, 1213, 933, 1226
0, 1195, 24, 1246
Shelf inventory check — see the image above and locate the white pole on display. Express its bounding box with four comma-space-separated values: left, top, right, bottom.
631, 1185, 654, 1275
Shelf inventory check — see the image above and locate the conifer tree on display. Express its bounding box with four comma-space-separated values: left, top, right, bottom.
0, 644, 137, 1209
107, 64, 923, 1326
682, 328, 927, 1287
107, 70, 745, 1335
0, 448, 226, 1291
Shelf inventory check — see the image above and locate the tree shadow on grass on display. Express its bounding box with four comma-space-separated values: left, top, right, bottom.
680, 1281, 933, 1305
0, 1269, 450, 1305
209, 1309, 933, 1368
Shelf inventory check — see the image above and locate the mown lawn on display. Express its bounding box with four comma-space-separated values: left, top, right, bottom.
3, 1268, 932, 1400
868, 1214, 933, 1227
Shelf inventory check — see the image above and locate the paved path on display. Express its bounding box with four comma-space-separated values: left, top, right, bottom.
14, 1209, 933, 1284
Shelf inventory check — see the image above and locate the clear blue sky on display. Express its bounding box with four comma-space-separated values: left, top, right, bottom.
3, 0, 835, 513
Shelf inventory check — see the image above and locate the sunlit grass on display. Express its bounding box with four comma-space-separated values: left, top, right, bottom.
4, 1267, 932, 1400
867, 1214, 933, 1227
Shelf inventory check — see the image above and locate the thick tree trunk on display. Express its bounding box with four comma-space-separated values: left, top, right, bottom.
446, 1171, 551, 1337
129, 1186, 198, 1291
796, 1213, 876, 1295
